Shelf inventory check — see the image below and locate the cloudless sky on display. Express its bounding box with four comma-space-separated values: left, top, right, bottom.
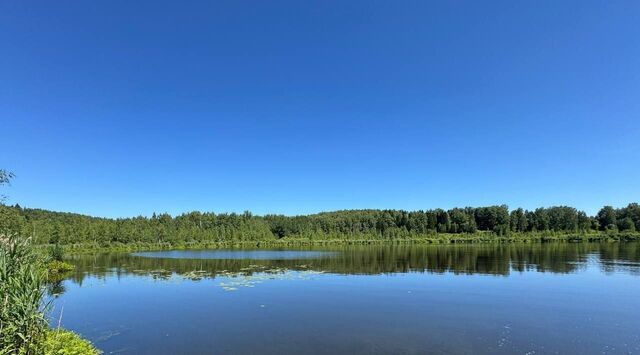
1, 0, 639, 217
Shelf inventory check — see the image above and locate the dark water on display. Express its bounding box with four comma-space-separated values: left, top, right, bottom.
51, 242, 640, 354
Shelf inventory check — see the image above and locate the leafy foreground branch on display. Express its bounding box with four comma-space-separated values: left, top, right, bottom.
0, 235, 99, 355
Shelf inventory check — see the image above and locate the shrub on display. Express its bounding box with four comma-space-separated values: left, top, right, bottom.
49, 244, 65, 262
44, 330, 101, 355
47, 260, 75, 274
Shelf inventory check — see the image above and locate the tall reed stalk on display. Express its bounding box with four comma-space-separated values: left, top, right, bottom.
0, 234, 48, 355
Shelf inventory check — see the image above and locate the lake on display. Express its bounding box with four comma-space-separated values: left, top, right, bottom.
51, 242, 640, 354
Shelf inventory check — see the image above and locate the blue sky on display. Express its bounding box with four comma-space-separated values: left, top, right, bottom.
1, 0, 639, 217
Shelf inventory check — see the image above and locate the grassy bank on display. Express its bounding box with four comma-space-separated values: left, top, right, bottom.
0, 235, 99, 355
50, 231, 640, 254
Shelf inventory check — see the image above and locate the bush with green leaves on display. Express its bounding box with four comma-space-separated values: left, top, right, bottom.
49, 245, 65, 262
44, 330, 100, 355
47, 260, 75, 274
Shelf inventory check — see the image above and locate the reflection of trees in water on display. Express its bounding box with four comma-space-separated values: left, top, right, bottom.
598, 241, 640, 274
47, 279, 66, 296
63, 242, 640, 289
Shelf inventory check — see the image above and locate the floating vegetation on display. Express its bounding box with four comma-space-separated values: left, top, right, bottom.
145, 269, 173, 280
217, 268, 326, 292
182, 270, 210, 281
110, 263, 327, 291
95, 329, 122, 342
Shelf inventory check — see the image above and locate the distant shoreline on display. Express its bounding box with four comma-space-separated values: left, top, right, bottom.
4, 204, 639, 253
41, 232, 640, 254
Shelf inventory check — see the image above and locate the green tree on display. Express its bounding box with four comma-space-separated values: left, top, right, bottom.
618, 217, 636, 232
618, 203, 640, 231
597, 206, 617, 230
510, 208, 528, 232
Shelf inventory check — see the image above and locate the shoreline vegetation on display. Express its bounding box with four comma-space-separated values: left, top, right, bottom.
1, 170, 638, 252
0, 235, 99, 354
0, 169, 100, 354
41, 231, 640, 254
1, 202, 639, 253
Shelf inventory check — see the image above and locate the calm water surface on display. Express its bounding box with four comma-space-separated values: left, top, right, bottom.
132, 250, 337, 260
51, 242, 640, 354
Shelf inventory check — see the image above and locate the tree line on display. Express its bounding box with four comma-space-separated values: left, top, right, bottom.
1, 203, 639, 245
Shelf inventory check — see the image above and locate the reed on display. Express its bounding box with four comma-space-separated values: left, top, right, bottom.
0, 234, 47, 355
0, 235, 99, 355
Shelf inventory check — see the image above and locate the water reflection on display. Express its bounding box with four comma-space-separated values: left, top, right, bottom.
52, 242, 640, 355
61, 242, 640, 293
133, 250, 337, 260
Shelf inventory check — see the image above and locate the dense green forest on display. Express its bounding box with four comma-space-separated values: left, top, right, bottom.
1, 168, 639, 246
1, 203, 639, 247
